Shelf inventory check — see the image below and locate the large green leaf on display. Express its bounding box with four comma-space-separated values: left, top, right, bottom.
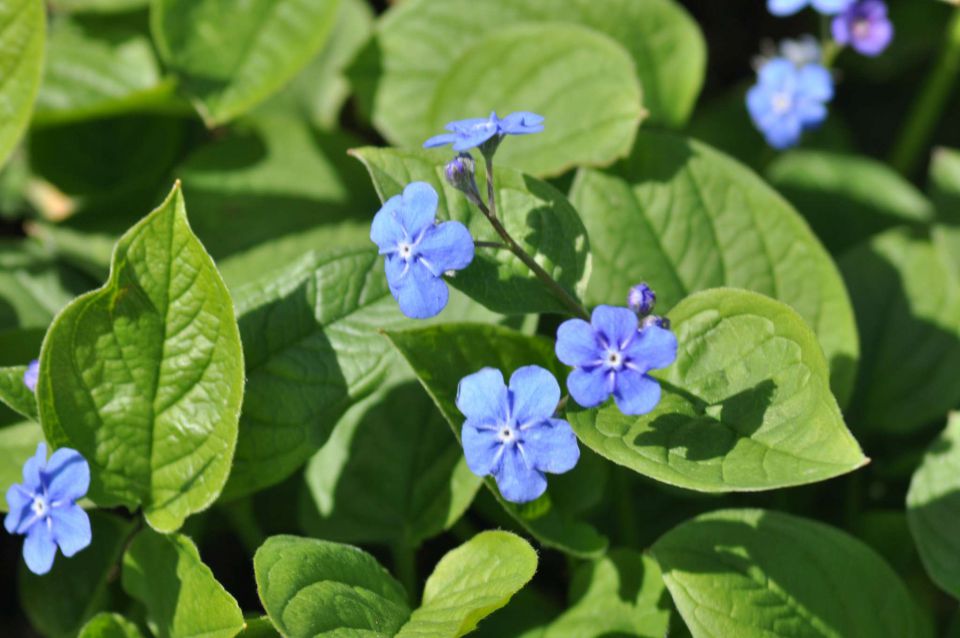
300, 379, 481, 548
541, 550, 670, 638
569, 289, 866, 492
840, 229, 960, 434
78, 614, 146, 638
122, 530, 245, 638
352, 147, 591, 316
51, 0, 149, 12
385, 323, 608, 558
907, 413, 960, 598
0, 365, 38, 420
21, 512, 135, 638
151, 0, 341, 125
766, 150, 933, 253
37, 184, 245, 532
0, 421, 45, 512
0, 0, 45, 168
359, 0, 703, 151
931, 148, 960, 276
652, 509, 930, 638
569, 131, 859, 406
254, 535, 411, 638
395, 531, 538, 638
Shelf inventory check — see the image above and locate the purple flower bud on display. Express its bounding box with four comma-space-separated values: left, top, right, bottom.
627, 283, 656, 316
832, 0, 893, 57
641, 315, 671, 331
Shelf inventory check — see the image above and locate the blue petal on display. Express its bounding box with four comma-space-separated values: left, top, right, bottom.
509, 365, 560, 425
499, 112, 545, 135
23, 519, 57, 575
522, 418, 579, 474
385, 258, 449, 319
399, 182, 439, 239
757, 59, 798, 91
451, 126, 498, 152
22, 442, 46, 491
797, 65, 833, 102
456, 368, 508, 423
567, 367, 612, 408
446, 117, 491, 132
494, 446, 547, 503
461, 425, 503, 477
746, 85, 775, 123
591, 305, 638, 349
624, 325, 678, 372
423, 133, 458, 148
811, 0, 853, 14
370, 195, 405, 251
4, 485, 34, 534
764, 116, 804, 149
44, 448, 90, 504
796, 99, 828, 129
768, 0, 808, 15
613, 368, 662, 416
23, 360, 39, 392
50, 504, 91, 557
417, 221, 474, 275
555, 318, 601, 367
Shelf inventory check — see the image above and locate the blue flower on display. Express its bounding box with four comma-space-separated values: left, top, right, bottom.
747, 57, 833, 150
456, 366, 579, 503
370, 182, 474, 319
556, 305, 677, 416
423, 111, 544, 152
23, 359, 39, 392
627, 283, 656, 316
768, 0, 853, 16
5, 443, 91, 575
832, 0, 893, 57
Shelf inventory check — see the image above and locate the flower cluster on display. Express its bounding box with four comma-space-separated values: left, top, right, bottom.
750, 0, 893, 149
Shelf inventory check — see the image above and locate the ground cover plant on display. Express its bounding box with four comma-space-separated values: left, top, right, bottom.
1, 0, 960, 636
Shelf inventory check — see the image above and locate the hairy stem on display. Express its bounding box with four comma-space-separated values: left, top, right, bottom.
474, 240, 508, 250
391, 542, 418, 604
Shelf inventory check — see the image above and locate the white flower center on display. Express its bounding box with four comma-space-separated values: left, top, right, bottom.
853, 19, 871, 39
31, 495, 48, 517
498, 425, 517, 444
397, 241, 414, 260
771, 91, 793, 115
605, 350, 624, 369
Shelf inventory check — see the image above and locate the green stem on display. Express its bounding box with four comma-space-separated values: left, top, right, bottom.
474, 240, 507, 250
479, 156, 590, 320
889, 9, 960, 175
391, 543, 418, 604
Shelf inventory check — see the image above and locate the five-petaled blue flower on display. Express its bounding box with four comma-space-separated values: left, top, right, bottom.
23, 359, 39, 392
5, 443, 91, 575
424, 111, 544, 152
832, 0, 893, 57
457, 366, 579, 503
747, 57, 833, 150
371, 182, 474, 319
768, 0, 853, 16
556, 306, 678, 416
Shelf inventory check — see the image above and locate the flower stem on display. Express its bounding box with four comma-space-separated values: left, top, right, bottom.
391, 542, 418, 604
474, 240, 507, 250
889, 9, 960, 175
479, 156, 590, 320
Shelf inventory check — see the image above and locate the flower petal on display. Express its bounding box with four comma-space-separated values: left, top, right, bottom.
446, 117, 491, 132
613, 368, 662, 416
461, 425, 503, 477
811, 0, 853, 14
399, 182, 439, 238
494, 446, 547, 503
499, 111, 545, 135
22, 442, 46, 491
451, 126, 498, 152
797, 65, 834, 102
567, 367, 612, 408
624, 325, 678, 372
385, 258, 449, 319
23, 519, 57, 575
423, 133, 458, 148
5, 485, 35, 534
522, 419, 580, 474
509, 365, 560, 425
44, 448, 90, 504
23, 359, 39, 392
50, 504, 92, 557
757, 58, 798, 90
768, 0, 808, 15
591, 305, 639, 349
370, 195, 405, 250
417, 221, 474, 274
555, 318, 601, 367
456, 368, 508, 422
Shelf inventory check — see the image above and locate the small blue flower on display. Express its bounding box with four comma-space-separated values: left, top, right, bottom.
747, 57, 833, 150
23, 359, 39, 392
832, 0, 893, 57
556, 305, 677, 416
424, 111, 544, 152
5, 443, 91, 575
457, 366, 579, 503
627, 283, 656, 316
768, 0, 853, 16
370, 182, 474, 319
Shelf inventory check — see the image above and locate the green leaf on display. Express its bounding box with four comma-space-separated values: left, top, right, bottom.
426, 23, 642, 177
0, 365, 38, 420
0, 421, 45, 512
0, 0, 45, 168
767, 150, 934, 253
37, 184, 245, 532
351, 147, 591, 316
907, 413, 960, 598
395, 531, 538, 638
300, 379, 481, 547
385, 323, 608, 558
21, 512, 135, 638
840, 229, 960, 434
568, 289, 866, 492
651, 509, 930, 638
51, 0, 149, 13
931, 148, 960, 276
360, 0, 703, 152
569, 130, 859, 407
78, 614, 146, 638
122, 529, 245, 638
34, 16, 180, 126
254, 535, 411, 638
151, 0, 342, 125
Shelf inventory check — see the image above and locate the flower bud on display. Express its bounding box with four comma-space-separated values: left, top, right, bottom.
628, 283, 656, 316
641, 315, 670, 331
444, 153, 482, 206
